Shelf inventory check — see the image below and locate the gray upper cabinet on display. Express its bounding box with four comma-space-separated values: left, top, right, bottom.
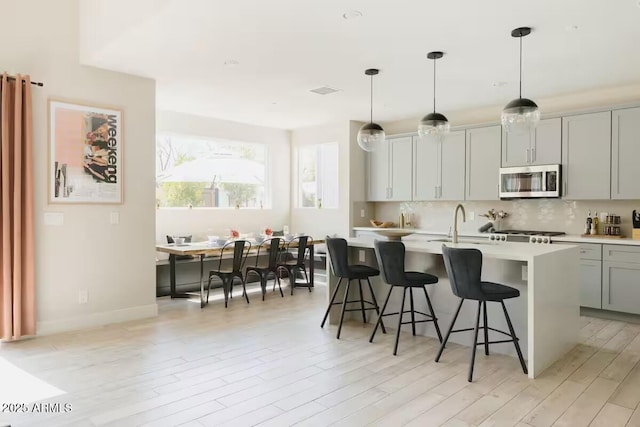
612, 107, 640, 199
388, 136, 413, 201
413, 136, 439, 201
562, 112, 611, 200
367, 136, 412, 202
366, 140, 390, 201
440, 130, 466, 200
502, 118, 561, 167
466, 125, 501, 200
413, 131, 465, 201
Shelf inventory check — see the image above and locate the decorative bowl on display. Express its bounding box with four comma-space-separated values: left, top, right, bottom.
370, 220, 395, 228
372, 229, 414, 241
173, 237, 185, 245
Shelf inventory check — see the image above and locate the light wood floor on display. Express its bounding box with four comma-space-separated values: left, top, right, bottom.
2, 280, 640, 427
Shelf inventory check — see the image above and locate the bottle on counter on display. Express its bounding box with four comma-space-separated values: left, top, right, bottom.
399, 212, 405, 229
586, 210, 592, 235
593, 211, 600, 235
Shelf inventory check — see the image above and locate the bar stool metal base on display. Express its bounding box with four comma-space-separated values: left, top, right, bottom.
320, 277, 385, 339
370, 285, 443, 355
435, 298, 528, 382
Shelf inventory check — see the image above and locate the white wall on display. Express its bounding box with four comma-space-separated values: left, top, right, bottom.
290, 122, 361, 239
0, 0, 157, 334
156, 111, 290, 247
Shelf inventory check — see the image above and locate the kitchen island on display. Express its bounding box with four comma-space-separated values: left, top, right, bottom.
327, 237, 580, 378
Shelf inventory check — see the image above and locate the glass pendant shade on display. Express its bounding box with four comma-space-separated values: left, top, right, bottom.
501, 97, 540, 134
418, 51, 450, 141
418, 112, 450, 139
358, 68, 385, 152
502, 27, 539, 134
357, 122, 385, 152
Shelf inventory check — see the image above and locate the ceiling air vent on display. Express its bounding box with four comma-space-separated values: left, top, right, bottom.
310, 86, 341, 95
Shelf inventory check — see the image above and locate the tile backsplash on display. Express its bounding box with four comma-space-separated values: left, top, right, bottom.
375, 200, 640, 236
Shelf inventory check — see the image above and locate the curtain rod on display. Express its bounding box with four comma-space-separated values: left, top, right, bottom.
3, 75, 44, 87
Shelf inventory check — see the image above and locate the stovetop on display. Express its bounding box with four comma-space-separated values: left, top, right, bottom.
493, 230, 566, 236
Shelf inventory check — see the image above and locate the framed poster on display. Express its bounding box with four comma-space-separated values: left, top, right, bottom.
48, 100, 123, 204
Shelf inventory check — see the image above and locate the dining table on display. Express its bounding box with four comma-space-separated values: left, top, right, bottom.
155, 238, 325, 308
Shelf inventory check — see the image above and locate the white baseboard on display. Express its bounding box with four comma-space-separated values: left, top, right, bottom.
36, 303, 158, 336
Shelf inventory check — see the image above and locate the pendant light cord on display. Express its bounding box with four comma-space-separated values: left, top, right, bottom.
433, 57, 436, 113
519, 35, 523, 99
370, 74, 373, 123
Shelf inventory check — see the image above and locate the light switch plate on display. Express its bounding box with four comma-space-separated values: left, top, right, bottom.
521, 265, 528, 281
468, 211, 475, 221
359, 250, 366, 262
360, 209, 365, 218
110, 212, 119, 225
44, 212, 64, 226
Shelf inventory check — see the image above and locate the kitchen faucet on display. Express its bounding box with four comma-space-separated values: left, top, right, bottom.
452, 204, 466, 244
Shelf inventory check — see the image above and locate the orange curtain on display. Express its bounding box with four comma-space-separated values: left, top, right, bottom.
0, 73, 35, 341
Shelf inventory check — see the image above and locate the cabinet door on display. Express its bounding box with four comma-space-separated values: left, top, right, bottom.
531, 117, 561, 165
603, 261, 640, 314
501, 128, 531, 167
388, 136, 413, 201
366, 141, 390, 201
562, 112, 611, 199
466, 126, 501, 201
412, 136, 439, 201
579, 259, 602, 309
440, 130, 466, 201
612, 107, 640, 199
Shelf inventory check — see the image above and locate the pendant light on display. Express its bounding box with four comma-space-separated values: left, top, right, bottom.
357, 68, 385, 152
501, 27, 540, 133
418, 51, 450, 140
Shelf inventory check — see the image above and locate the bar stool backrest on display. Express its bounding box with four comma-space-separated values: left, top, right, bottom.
441, 245, 484, 300
374, 240, 406, 286
325, 237, 349, 277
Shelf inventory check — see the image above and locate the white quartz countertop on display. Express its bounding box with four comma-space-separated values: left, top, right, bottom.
353, 227, 640, 246
347, 237, 577, 262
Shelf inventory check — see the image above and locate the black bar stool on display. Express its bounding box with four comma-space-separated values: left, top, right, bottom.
321, 237, 386, 339
437, 245, 528, 382
370, 240, 442, 355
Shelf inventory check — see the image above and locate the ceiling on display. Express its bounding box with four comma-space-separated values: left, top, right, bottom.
79, 0, 640, 130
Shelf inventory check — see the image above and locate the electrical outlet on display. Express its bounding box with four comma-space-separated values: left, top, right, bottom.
78, 290, 88, 304
521, 265, 528, 281
360, 209, 365, 218
359, 250, 366, 262
468, 211, 475, 221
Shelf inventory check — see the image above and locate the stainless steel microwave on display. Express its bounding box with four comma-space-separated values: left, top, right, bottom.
499, 164, 561, 199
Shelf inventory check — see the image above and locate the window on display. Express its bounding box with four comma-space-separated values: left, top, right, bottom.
156, 134, 269, 208
297, 142, 339, 208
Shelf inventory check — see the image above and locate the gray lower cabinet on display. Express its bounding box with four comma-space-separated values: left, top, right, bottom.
466, 125, 501, 201
602, 244, 640, 315
578, 243, 602, 309
580, 259, 602, 309
562, 112, 611, 199
611, 107, 640, 200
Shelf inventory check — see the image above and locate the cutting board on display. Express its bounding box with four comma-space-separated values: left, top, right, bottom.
580, 234, 625, 239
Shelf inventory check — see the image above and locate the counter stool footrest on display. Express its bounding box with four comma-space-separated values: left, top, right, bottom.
475, 338, 519, 346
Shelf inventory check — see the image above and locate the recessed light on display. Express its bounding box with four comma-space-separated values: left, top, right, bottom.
224, 60, 240, 67
565, 25, 579, 32
493, 81, 508, 87
342, 10, 362, 20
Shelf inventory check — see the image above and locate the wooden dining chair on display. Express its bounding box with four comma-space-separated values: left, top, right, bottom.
207, 239, 251, 307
